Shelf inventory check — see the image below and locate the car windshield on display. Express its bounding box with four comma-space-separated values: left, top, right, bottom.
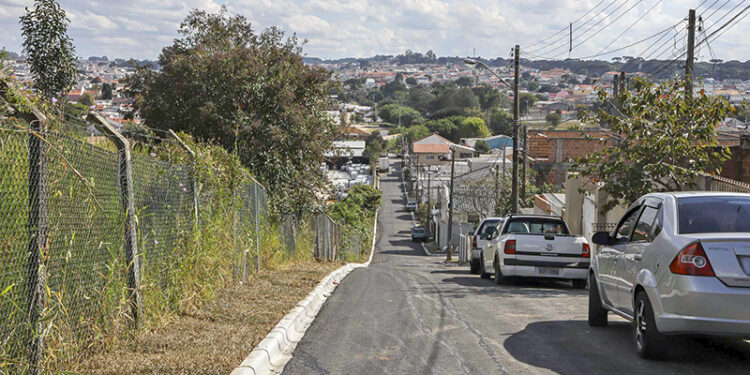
504, 218, 569, 235
678, 196, 750, 234
478, 219, 501, 237
413, 228, 425, 233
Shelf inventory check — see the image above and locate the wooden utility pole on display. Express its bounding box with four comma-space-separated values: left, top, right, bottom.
521, 123, 527, 200
512, 45, 520, 213
446, 147, 456, 262
686, 9, 696, 101
494, 164, 500, 215
613, 77, 619, 99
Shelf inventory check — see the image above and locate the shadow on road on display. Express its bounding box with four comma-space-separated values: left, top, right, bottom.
505, 320, 750, 375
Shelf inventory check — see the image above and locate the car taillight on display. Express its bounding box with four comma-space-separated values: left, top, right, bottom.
582, 243, 591, 258
504, 240, 516, 254
669, 243, 714, 277
473, 236, 477, 249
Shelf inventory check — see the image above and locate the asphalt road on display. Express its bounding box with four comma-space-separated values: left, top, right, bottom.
282, 167, 750, 375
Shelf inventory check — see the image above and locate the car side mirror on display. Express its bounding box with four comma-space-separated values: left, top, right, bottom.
592, 231, 611, 246
487, 232, 494, 241
468, 231, 474, 236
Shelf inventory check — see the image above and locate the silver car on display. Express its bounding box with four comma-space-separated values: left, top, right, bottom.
589, 192, 750, 358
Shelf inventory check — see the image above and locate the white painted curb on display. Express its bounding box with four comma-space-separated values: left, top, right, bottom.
230, 208, 379, 375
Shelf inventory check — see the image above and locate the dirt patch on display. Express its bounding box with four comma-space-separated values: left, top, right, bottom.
80, 260, 343, 375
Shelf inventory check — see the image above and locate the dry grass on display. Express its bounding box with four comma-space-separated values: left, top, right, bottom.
78, 260, 343, 375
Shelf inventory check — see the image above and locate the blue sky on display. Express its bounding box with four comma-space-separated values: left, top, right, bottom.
0, 0, 747, 62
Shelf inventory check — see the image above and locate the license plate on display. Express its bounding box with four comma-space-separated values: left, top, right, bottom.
536, 267, 560, 275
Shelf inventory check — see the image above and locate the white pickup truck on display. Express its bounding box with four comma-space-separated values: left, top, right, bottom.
480, 214, 590, 288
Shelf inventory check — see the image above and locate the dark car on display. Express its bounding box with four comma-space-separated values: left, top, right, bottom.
411, 227, 427, 242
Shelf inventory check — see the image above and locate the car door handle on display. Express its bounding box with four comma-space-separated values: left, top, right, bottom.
634, 254, 643, 261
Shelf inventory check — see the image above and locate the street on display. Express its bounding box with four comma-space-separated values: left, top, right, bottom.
282, 167, 750, 375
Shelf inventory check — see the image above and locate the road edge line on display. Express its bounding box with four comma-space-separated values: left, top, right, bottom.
230, 207, 379, 375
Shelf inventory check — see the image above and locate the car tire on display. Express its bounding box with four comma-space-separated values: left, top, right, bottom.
634, 291, 667, 359
470, 258, 480, 274
572, 279, 587, 289
493, 255, 506, 285
588, 273, 608, 327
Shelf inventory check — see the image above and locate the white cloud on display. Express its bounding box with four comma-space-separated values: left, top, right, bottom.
0, 0, 747, 61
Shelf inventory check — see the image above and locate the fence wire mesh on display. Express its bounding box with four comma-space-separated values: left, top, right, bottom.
0, 126, 125, 362
132, 153, 195, 291
0, 119, 343, 369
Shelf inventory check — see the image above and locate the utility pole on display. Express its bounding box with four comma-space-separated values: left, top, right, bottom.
512, 44, 520, 213
494, 164, 500, 215
446, 147, 456, 262
686, 9, 696, 101
521, 122, 527, 201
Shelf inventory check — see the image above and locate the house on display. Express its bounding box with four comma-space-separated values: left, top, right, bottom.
342, 126, 371, 141
411, 133, 475, 166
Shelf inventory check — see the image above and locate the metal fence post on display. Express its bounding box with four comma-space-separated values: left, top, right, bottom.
87, 112, 142, 329
253, 180, 260, 273
168, 130, 200, 242
1, 78, 49, 374
26, 106, 49, 375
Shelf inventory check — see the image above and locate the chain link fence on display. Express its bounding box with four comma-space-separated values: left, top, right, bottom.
0, 121, 283, 370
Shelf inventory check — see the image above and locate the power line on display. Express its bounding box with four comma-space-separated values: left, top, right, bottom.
551, 0, 647, 59
527, 0, 624, 55
647, 4, 750, 79
582, 0, 665, 59
525, 0, 610, 49
536, 0, 637, 58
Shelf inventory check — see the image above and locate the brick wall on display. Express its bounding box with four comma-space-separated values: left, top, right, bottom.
528, 130, 612, 161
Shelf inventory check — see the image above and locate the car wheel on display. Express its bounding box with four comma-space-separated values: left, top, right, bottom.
493, 255, 505, 285
572, 279, 587, 289
634, 291, 667, 359
588, 273, 608, 327
479, 257, 491, 279
470, 258, 479, 274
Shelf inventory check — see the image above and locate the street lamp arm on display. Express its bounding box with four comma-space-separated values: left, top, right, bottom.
464, 58, 513, 89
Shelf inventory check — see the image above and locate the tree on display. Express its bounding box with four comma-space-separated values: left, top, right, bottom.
525, 80, 540, 92
573, 79, 734, 211
455, 76, 474, 87
475, 139, 490, 154
405, 77, 417, 85
472, 85, 509, 111
424, 118, 458, 141
407, 87, 437, 113
101, 82, 113, 100
432, 86, 479, 118
457, 117, 490, 139
519, 93, 538, 115
128, 8, 342, 218
79, 92, 95, 106
376, 104, 423, 127
20, 0, 77, 98
487, 107, 513, 136
403, 124, 430, 142
545, 112, 562, 127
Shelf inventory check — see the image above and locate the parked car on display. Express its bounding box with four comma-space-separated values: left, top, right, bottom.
378, 156, 390, 173
589, 192, 750, 359
406, 200, 417, 212
482, 214, 590, 287
411, 227, 427, 242
469, 217, 505, 274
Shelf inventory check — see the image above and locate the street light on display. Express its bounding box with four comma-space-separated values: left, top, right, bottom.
465, 54, 521, 213
463, 59, 512, 89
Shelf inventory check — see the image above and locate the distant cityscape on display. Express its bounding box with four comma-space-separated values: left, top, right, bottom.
2, 51, 749, 132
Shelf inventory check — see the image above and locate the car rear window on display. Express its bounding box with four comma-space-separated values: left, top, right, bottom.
504, 218, 569, 235
678, 196, 750, 234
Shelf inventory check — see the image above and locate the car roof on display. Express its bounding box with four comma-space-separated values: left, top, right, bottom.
506, 214, 564, 220
665, 191, 750, 198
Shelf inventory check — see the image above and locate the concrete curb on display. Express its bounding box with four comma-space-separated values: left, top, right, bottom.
230, 208, 379, 375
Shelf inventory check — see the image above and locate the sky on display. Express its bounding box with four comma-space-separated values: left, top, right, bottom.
0, 0, 748, 62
